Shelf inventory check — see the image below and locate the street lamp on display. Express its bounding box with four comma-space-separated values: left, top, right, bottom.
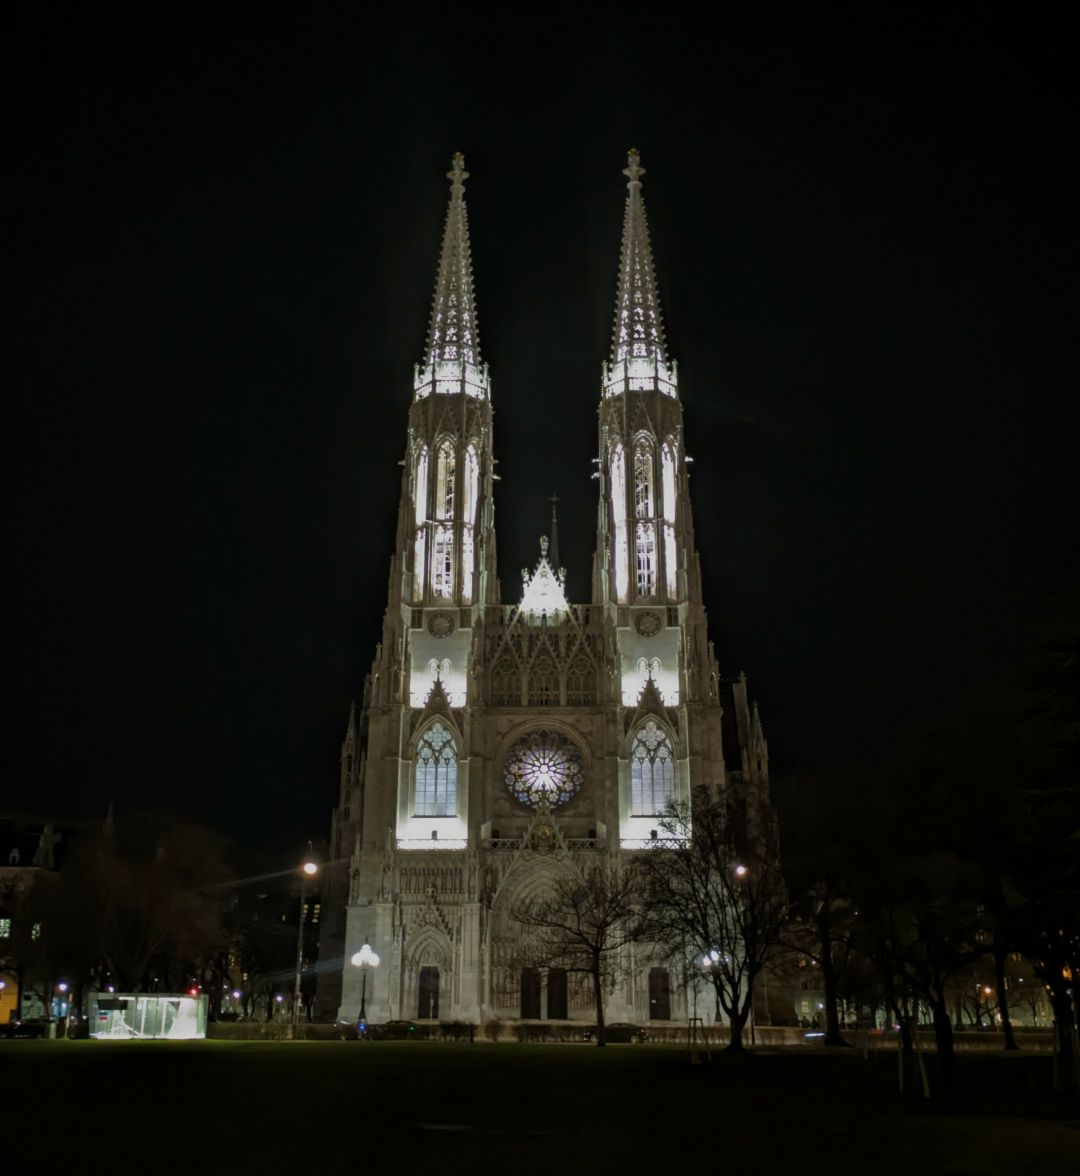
292, 847, 319, 1031
351, 942, 381, 1035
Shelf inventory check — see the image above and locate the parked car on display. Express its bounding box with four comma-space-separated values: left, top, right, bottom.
1, 1018, 50, 1039
582, 1023, 647, 1043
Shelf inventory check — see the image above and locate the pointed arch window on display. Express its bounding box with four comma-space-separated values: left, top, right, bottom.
630, 719, 675, 816
415, 446, 429, 526
414, 721, 458, 817
661, 442, 678, 598
462, 444, 479, 526
435, 440, 455, 521
636, 521, 656, 597
633, 442, 657, 597
609, 444, 629, 602
414, 535, 428, 599
633, 443, 655, 519
661, 443, 677, 525
413, 446, 430, 599
432, 525, 454, 599
460, 528, 474, 604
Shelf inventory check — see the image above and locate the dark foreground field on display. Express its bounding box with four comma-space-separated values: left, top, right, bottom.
5, 1041, 1079, 1175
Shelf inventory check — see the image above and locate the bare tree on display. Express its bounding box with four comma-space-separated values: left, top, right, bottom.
640, 789, 787, 1051
512, 856, 644, 1046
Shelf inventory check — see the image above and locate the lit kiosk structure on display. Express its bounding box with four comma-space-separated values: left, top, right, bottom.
319, 152, 774, 1029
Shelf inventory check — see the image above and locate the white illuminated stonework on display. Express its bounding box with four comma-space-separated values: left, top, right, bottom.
519, 536, 569, 622
322, 151, 775, 1033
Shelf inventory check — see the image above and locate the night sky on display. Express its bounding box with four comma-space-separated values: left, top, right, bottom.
10, 10, 1076, 853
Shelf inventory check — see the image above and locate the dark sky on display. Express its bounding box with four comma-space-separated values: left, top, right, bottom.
9, 9, 1076, 853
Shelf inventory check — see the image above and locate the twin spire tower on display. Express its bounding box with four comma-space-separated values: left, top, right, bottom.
322, 152, 774, 1029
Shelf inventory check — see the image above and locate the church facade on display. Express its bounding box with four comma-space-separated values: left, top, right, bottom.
318, 151, 774, 1027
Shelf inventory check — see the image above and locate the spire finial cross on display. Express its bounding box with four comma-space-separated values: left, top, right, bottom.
549, 492, 559, 520
623, 147, 645, 188
448, 151, 469, 193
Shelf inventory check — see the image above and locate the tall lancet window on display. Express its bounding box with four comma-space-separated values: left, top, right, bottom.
460, 443, 478, 603
610, 444, 629, 602
630, 720, 676, 816
433, 526, 454, 598
633, 443, 655, 518
435, 441, 456, 520
633, 442, 657, 597
463, 444, 479, 525
432, 440, 455, 597
636, 522, 657, 597
413, 446, 429, 599
662, 443, 677, 599
460, 529, 475, 604
414, 721, 457, 817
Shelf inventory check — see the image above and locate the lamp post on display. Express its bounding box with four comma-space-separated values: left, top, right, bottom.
292, 850, 319, 1032
351, 942, 381, 1036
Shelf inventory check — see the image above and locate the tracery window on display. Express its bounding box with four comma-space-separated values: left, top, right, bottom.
413, 446, 429, 599
432, 525, 453, 598
636, 521, 657, 597
414, 446, 429, 526
609, 444, 629, 602
664, 525, 677, 599
661, 442, 677, 598
566, 657, 594, 706
528, 657, 559, 707
413, 721, 458, 817
460, 528, 474, 604
435, 440, 455, 520
661, 443, 676, 525
490, 659, 521, 707
504, 729, 584, 809
633, 443, 655, 519
633, 443, 657, 596
462, 444, 479, 525
630, 720, 675, 815
414, 531, 427, 599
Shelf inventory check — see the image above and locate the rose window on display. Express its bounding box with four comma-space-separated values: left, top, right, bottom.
503, 730, 584, 809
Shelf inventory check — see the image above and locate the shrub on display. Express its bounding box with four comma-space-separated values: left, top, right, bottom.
484, 1018, 503, 1043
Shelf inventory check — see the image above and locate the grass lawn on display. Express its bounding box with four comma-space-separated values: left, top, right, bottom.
6, 1041, 1078, 1175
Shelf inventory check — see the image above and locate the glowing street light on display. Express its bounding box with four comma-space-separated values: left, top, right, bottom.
734, 864, 749, 878
351, 942, 381, 1035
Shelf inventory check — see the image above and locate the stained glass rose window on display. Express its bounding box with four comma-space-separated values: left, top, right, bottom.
504, 729, 584, 809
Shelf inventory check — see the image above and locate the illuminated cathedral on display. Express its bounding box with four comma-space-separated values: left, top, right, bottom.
318, 151, 774, 1026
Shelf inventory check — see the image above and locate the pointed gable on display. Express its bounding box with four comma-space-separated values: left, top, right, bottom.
519, 535, 569, 623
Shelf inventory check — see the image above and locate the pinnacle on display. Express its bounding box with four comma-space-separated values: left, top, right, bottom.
612, 148, 667, 365
424, 153, 481, 369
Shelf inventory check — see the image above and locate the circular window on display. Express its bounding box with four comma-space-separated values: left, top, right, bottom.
503, 729, 584, 810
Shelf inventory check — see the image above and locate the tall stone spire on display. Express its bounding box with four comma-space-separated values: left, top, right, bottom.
612, 148, 667, 365
403, 153, 497, 617
424, 152, 481, 369
594, 149, 695, 611
602, 150, 678, 401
